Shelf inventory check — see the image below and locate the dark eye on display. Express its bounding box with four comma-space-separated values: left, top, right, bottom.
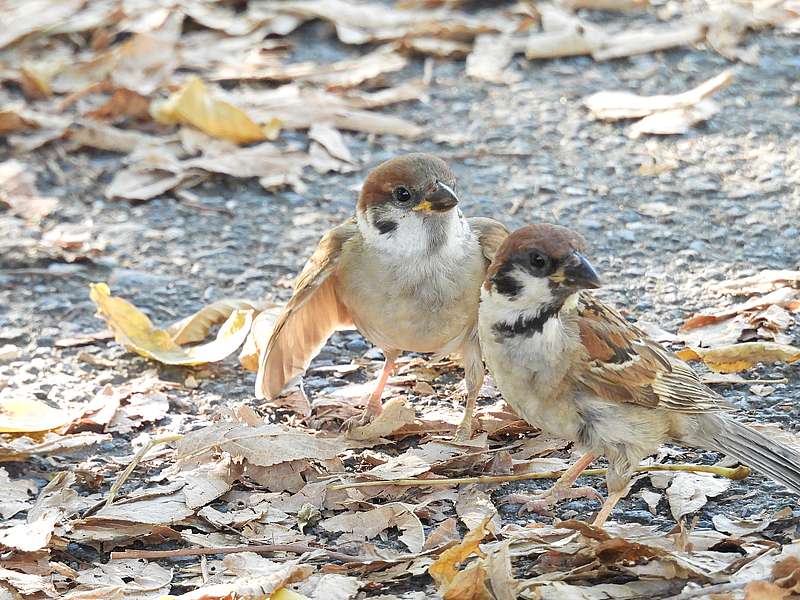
529, 251, 549, 272
393, 186, 412, 203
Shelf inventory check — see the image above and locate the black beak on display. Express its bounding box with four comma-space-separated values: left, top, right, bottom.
563, 252, 601, 290
413, 181, 459, 213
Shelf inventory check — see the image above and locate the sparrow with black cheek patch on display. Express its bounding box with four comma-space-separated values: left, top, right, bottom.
256, 153, 508, 440
478, 223, 800, 525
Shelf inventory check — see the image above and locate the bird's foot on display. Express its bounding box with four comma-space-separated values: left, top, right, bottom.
501, 485, 603, 517
340, 398, 383, 433
452, 421, 472, 443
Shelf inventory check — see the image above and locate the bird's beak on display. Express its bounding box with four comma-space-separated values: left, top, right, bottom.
412, 181, 459, 213
560, 252, 601, 290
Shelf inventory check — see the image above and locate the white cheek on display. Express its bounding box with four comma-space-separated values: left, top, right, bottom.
357, 207, 466, 259
514, 270, 555, 307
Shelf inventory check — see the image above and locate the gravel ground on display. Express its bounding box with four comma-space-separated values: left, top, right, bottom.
1, 7, 799, 597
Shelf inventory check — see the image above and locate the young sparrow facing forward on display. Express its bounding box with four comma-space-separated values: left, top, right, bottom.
479, 224, 800, 525
257, 153, 508, 440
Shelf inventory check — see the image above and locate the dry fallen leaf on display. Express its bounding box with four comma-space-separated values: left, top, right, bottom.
321, 502, 426, 553
65, 559, 173, 599
0, 468, 37, 520
345, 396, 417, 440
0, 432, 110, 462
429, 516, 491, 593
666, 472, 731, 521
177, 422, 342, 467
714, 270, 800, 296
584, 70, 733, 138
165, 298, 262, 345
89, 283, 253, 366
0, 396, 77, 434
0, 472, 78, 552
0, 160, 58, 223
676, 342, 800, 373
152, 76, 281, 143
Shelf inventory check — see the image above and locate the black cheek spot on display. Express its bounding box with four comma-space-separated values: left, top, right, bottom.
375, 220, 397, 235
492, 273, 522, 298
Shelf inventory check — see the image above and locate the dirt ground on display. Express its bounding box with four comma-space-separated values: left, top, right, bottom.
1, 2, 800, 598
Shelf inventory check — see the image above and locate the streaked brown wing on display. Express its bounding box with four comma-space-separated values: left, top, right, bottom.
468, 217, 509, 263
574, 295, 733, 413
255, 219, 358, 399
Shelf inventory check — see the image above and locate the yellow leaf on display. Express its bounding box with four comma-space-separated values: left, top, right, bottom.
166, 298, 261, 345
89, 283, 253, 366
429, 516, 491, 590
675, 347, 701, 362
444, 563, 493, 600
151, 76, 279, 143
0, 397, 76, 433
678, 342, 800, 373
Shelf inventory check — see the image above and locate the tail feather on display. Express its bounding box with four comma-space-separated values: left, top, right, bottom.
699, 415, 800, 495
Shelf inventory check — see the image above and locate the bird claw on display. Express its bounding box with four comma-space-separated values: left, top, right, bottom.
340, 399, 382, 433
452, 423, 472, 443
501, 485, 603, 516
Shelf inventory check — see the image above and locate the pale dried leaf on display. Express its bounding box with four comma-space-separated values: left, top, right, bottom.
712, 513, 771, 537
296, 574, 361, 600
345, 396, 417, 441
466, 34, 520, 84
628, 99, 719, 138
0, 160, 58, 223
67, 559, 172, 598
713, 270, 800, 296
584, 71, 732, 119
484, 541, 518, 600
94, 484, 193, 525
666, 472, 731, 521
456, 486, 499, 533
0, 432, 110, 463
321, 502, 426, 553
177, 422, 342, 467
0, 468, 36, 520
180, 454, 238, 509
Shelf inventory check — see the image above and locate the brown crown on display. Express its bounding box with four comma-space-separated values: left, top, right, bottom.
357, 153, 454, 212
485, 224, 588, 286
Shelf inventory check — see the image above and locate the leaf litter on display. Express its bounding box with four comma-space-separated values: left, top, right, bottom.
2, 1, 800, 598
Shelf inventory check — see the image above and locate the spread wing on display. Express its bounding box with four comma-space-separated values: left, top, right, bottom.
573, 294, 734, 413
468, 217, 509, 264
256, 219, 358, 399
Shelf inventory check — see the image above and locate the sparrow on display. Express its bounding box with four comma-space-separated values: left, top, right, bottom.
478, 223, 800, 525
256, 153, 508, 440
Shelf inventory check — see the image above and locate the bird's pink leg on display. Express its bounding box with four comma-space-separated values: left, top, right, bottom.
362, 353, 397, 418
343, 350, 399, 431
501, 452, 602, 515
592, 488, 626, 527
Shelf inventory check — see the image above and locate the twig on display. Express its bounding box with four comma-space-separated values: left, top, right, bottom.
330, 463, 750, 490
174, 189, 235, 217
104, 434, 184, 507
58, 81, 111, 111
110, 543, 361, 563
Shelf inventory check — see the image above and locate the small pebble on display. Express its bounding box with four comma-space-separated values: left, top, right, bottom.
0, 344, 21, 363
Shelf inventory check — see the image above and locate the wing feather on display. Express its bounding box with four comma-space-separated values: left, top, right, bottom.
574, 295, 733, 413
255, 219, 357, 399
468, 217, 509, 263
